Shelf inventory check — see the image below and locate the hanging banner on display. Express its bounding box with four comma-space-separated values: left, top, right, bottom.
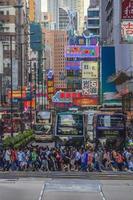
121, 20, 133, 43
82, 79, 98, 96
0, 42, 3, 74
121, 0, 133, 19
82, 61, 98, 79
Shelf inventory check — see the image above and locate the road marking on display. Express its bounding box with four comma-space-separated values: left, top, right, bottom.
38, 183, 46, 200
99, 185, 107, 200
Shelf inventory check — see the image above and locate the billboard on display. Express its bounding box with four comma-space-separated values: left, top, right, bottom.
101, 47, 117, 103
121, 0, 133, 19
82, 61, 98, 79
0, 42, 3, 74
65, 45, 99, 58
121, 20, 133, 43
8, 90, 26, 99
47, 69, 54, 102
73, 97, 98, 106
82, 79, 98, 96
65, 61, 81, 70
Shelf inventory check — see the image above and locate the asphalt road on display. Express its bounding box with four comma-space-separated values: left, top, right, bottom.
0, 178, 133, 200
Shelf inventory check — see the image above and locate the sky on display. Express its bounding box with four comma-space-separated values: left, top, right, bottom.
41, 0, 90, 16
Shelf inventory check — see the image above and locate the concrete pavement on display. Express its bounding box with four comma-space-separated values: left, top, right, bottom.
0, 178, 133, 200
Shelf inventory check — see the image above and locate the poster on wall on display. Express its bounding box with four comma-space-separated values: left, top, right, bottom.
82, 79, 98, 96
0, 42, 3, 74
82, 62, 98, 79
121, 0, 133, 19
121, 20, 133, 43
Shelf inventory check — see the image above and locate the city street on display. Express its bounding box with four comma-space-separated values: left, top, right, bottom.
0, 178, 133, 200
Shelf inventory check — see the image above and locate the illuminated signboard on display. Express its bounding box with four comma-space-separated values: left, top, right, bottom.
65, 61, 81, 70
121, 0, 133, 19
52, 91, 82, 103
65, 45, 99, 58
47, 69, 54, 80
73, 97, 98, 106
82, 61, 98, 79
60, 92, 82, 99
121, 21, 133, 42
47, 70, 54, 102
8, 90, 26, 99
82, 79, 98, 96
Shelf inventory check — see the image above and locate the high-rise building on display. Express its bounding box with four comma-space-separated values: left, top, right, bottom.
0, 0, 29, 103
47, 0, 59, 29
34, 0, 41, 22
89, 0, 99, 8
59, 8, 69, 31
47, 0, 84, 34
100, 0, 133, 111
87, 3, 100, 37
43, 29, 67, 89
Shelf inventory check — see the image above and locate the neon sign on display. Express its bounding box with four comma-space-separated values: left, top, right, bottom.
65, 45, 99, 58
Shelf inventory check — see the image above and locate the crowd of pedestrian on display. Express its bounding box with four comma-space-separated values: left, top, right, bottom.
0, 146, 133, 172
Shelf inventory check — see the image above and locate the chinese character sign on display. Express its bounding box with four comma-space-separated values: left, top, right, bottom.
82, 62, 98, 79
82, 79, 98, 96
122, 0, 133, 19
121, 21, 133, 42
65, 45, 99, 58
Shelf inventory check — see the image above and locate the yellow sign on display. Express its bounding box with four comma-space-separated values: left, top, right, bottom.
82, 61, 98, 79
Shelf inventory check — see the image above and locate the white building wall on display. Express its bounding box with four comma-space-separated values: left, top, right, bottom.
114, 0, 133, 72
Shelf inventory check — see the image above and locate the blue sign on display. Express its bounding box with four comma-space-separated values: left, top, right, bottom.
47, 69, 54, 80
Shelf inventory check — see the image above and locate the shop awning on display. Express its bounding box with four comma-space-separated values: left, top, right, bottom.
108, 71, 130, 85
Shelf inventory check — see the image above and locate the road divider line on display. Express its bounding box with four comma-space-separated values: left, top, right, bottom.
38, 183, 46, 200
99, 185, 107, 200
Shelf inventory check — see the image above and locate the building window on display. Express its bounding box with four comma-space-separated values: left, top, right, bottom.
88, 10, 99, 18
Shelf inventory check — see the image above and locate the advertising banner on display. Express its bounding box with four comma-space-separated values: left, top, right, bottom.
82, 61, 98, 79
121, 0, 133, 19
101, 47, 117, 104
8, 90, 27, 99
65, 45, 99, 58
82, 79, 98, 96
73, 97, 98, 106
65, 61, 81, 70
0, 42, 3, 74
121, 20, 133, 42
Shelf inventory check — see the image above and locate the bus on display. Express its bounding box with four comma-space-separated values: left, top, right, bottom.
93, 113, 126, 149
33, 111, 54, 142
55, 111, 87, 146
84, 110, 97, 142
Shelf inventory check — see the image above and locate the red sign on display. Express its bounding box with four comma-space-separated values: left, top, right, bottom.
73, 97, 98, 107
122, 0, 133, 19
60, 92, 82, 99
121, 21, 133, 42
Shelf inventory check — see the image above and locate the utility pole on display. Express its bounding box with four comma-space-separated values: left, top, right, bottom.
10, 35, 13, 137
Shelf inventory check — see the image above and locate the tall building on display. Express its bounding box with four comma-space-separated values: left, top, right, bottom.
59, 8, 69, 31
87, 4, 100, 37
43, 29, 67, 89
47, 0, 59, 29
100, 0, 133, 112
47, 0, 84, 34
34, 0, 41, 22
0, 0, 29, 104
89, 0, 100, 8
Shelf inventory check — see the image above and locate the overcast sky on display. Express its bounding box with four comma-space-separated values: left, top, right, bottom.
41, 0, 90, 16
